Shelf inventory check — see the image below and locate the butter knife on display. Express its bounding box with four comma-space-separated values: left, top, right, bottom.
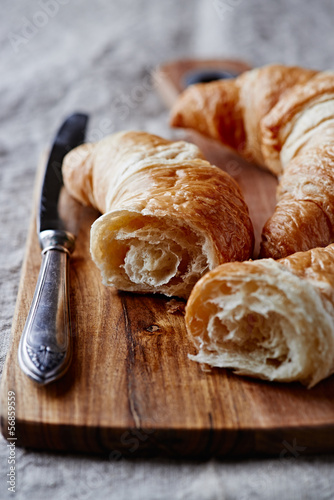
18, 113, 89, 385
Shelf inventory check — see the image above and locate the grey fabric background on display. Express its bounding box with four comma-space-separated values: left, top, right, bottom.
1, 0, 334, 498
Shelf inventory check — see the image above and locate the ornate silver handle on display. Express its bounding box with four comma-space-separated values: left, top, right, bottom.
18, 230, 75, 385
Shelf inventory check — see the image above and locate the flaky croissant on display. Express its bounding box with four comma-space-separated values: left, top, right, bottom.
170, 64, 334, 259
62, 131, 254, 298
185, 244, 334, 387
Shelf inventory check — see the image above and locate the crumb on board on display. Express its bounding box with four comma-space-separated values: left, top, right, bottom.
166, 298, 186, 314
199, 363, 212, 373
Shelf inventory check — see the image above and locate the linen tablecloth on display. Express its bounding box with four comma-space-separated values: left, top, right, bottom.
1, 1, 334, 498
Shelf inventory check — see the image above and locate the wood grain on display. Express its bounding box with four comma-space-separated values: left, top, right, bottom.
1, 59, 334, 458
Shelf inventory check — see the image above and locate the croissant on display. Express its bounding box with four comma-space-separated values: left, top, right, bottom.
185, 244, 334, 387
170, 64, 334, 259
62, 131, 254, 298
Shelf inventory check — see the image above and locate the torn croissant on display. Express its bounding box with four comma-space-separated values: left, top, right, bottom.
170, 64, 334, 259
185, 244, 334, 387
62, 131, 254, 298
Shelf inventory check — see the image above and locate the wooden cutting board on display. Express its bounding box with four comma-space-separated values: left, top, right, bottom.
1, 60, 334, 459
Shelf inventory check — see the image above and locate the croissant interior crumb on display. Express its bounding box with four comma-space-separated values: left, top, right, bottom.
196, 279, 294, 375
208, 310, 290, 365
123, 241, 181, 287
90, 211, 210, 298
186, 260, 334, 387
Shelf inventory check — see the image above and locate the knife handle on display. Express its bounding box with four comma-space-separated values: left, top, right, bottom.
18, 230, 75, 385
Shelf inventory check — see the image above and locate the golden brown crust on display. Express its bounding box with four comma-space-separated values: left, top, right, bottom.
260, 200, 332, 259
64, 131, 177, 213
171, 64, 316, 168
63, 131, 254, 298
171, 79, 247, 153
279, 244, 334, 302
261, 73, 334, 172
171, 64, 334, 259
62, 143, 96, 207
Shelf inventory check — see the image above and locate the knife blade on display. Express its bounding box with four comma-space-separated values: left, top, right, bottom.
18, 113, 89, 385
